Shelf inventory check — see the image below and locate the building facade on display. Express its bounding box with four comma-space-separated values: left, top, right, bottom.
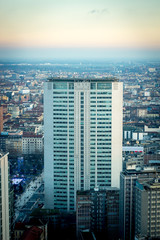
0, 152, 14, 240
22, 134, 43, 155
120, 167, 160, 240
44, 78, 123, 211
76, 190, 92, 237
76, 188, 119, 239
0, 131, 23, 156
0, 106, 3, 133
135, 179, 160, 239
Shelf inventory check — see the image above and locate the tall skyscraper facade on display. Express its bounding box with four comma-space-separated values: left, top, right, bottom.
44, 78, 123, 211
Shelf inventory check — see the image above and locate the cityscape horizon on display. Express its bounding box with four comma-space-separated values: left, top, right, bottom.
0, 54, 160, 239
0, 47, 160, 62
0, 0, 160, 239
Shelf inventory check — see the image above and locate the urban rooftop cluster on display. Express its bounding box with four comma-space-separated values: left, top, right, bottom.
0, 60, 160, 240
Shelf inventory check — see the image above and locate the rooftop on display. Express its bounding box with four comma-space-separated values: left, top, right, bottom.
0, 152, 9, 159
30, 208, 60, 217
144, 179, 160, 189
47, 77, 118, 82
121, 166, 160, 176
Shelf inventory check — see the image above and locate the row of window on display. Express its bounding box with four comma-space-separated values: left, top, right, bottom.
52, 90, 112, 94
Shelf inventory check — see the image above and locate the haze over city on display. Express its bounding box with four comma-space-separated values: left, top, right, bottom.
0, 0, 160, 60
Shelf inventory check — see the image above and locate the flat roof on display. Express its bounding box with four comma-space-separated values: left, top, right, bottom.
123, 146, 144, 152
47, 77, 118, 82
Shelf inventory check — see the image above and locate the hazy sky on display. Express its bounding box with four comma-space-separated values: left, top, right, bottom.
0, 0, 160, 58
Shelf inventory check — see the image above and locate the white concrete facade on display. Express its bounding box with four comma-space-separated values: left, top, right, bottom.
0, 153, 10, 240
22, 135, 43, 154
111, 82, 123, 188
44, 79, 123, 211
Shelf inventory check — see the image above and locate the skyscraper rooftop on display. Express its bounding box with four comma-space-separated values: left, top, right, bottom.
47, 77, 119, 82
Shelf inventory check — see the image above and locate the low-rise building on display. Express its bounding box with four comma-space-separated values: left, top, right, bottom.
0, 131, 23, 156
22, 133, 43, 155
7, 104, 20, 118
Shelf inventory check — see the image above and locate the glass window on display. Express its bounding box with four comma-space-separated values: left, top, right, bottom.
53, 83, 68, 89
91, 83, 96, 89
69, 83, 74, 89
97, 83, 112, 89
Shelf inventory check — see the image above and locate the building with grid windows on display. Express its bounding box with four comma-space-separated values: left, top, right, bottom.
120, 167, 160, 240
135, 179, 160, 239
76, 187, 119, 239
44, 78, 123, 211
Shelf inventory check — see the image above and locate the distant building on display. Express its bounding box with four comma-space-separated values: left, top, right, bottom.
7, 104, 20, 118
135, 179, 160, 238
144, 153, 160, 165
144, 91, 150, 97
0, 131, 23, 156
137, 109, 147, 118
123, 126, 148, 141
22, 133, 43, 155
144, 125, 160, 133
123, 146, 144, 152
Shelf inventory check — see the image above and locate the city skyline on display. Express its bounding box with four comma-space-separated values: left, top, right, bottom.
0, 0, 160, 59
0, 58, 159, 239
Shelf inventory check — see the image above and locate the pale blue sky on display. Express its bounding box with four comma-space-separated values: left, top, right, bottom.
0, 0, 160, 50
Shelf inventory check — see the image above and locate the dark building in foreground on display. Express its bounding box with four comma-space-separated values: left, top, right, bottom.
135, 179, 160, 239
76, 190, 92, 236
76, 188, 119, 239
120, 166, 160, 240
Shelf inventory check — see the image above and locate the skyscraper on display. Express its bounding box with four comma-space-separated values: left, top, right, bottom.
44, 78, 123, 211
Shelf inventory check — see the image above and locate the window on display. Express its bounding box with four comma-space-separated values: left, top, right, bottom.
91, 83, 96, 89
69, 83, 74, 89
97, 83, 112, 89
53, 83, 67, 89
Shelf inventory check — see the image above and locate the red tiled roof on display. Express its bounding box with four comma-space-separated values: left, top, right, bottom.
15, 222, 26, 230
20, 226, 43, 240
23, 133, 43, 138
